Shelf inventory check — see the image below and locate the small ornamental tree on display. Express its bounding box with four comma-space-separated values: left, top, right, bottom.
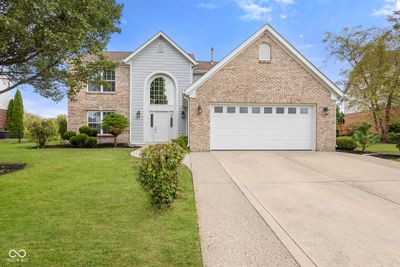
57, 115, 67, 139
6, 98, 14, 130
28, 119, 56, 148
352, 122, 378, 152
102, 113, 128, 147
9, 90, 24, 142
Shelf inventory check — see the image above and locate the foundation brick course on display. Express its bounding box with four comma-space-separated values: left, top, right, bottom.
189, 33, 337, 152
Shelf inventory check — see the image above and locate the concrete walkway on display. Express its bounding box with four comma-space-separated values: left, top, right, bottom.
187, 153, 298, 267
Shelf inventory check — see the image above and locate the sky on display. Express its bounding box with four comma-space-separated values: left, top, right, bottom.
17, 0, 400, 118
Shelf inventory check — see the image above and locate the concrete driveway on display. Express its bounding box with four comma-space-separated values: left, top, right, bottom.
212, 151, 400, 266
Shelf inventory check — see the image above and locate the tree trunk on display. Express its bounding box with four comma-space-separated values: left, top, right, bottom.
382, 93, 393, 143
114, 136, 117, 147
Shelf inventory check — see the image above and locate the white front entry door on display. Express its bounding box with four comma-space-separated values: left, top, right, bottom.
149, 111, 171, 143
210, 105, 315, 150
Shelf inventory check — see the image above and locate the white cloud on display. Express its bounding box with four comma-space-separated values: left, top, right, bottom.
299, 33, 304, 39
373, 0, 400, 16
198, 2, 219, 10
24, 98, 66, 118
233, 0, 295, 21
235, 0, 272, 21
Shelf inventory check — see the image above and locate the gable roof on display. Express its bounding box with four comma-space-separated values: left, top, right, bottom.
194, 61, 218, 73
123, 31, 197, 65
184, 24, 344, 98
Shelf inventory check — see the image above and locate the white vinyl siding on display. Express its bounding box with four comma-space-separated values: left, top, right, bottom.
127, 37, 193, 144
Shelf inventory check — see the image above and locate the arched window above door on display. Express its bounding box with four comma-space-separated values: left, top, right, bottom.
149, 75, 175, 105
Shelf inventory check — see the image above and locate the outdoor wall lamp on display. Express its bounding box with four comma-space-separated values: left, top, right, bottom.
136, 111, 141, 119
181, 110, 185, 119
197, 105, 202, 115
323, 107, 329, 116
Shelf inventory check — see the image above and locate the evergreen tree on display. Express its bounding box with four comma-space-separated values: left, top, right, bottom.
10, 90, 24, 142
6, 98, 14, 130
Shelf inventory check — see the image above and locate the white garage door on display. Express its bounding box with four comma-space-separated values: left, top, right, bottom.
210, 105, 315, 150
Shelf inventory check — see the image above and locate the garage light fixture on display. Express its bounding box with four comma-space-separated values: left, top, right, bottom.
136, 111, 141, 119
323, 107, 329, 116
181, 110, 185, 119
197, 105, 202, 115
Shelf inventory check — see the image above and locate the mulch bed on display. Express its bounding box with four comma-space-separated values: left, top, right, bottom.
0, 163, 26, 176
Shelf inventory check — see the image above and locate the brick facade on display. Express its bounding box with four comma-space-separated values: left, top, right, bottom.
189, 33, 336, 152
68, 64, 130, 143
0, 109, 7, 131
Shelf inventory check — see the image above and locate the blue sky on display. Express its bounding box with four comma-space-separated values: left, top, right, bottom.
20, 0, 399, 118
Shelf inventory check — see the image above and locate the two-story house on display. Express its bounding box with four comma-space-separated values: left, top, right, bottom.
68, 24, 343, 151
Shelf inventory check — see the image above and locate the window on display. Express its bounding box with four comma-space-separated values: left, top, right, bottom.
88, 70, 116, 92
264, 107, 273, 114
252, 107, 261, 114
288, 107, 296, 114
214, 106, 223, 113
239, 107, 248, 113
300, 107, 308, 114
259, 43, 271, 61
149, 76, 174, 105
276, 107, 285, 114
87, 111, 113, 134
227, 107, 236, 113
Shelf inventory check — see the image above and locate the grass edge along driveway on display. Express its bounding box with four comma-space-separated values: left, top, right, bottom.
0, 140, 202, 267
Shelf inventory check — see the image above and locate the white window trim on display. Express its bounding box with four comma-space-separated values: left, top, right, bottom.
259, 43, 271, 61
87, 70, 116, 93
87, 111, 114, 135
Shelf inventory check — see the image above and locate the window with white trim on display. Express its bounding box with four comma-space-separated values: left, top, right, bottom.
150, 76, 174, 105
88, 70, 116, 92
259, 43, 271, 61
87, 111, 114, 134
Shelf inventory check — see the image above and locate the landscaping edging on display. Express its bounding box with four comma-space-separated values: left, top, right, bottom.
336, 150, 400, 161
0, 163, 26, 175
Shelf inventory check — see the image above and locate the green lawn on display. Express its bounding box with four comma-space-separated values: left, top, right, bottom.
0, 140, 202, 266
362, 143, 400, 155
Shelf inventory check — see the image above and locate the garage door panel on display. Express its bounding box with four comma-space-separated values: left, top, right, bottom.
210, 105, 314, 150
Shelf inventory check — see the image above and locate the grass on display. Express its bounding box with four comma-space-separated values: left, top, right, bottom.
362, 143, 400, 155
0, 140, 202, 266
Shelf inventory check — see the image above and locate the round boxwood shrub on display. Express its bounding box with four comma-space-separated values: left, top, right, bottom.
63, 130, 76, 141
87, 137, 97, 148
79, 126, 97, 137
336, 137, 357, 151
70, 133, 89, 147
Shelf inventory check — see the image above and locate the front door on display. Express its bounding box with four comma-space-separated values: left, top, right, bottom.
150, 111, 171, 143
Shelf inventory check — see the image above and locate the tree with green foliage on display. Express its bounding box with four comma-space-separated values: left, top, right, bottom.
6, 98, 14, 130
323, 12, 400, 142
336, 104, 345, 125
102, 113, 128, 147
9, 90, 24, 142
57, 115, 67, 139
352, 122, 378, 152
0, 0, 122, 101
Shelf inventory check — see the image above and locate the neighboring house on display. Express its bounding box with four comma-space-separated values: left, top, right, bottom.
0, 78, 12, 132
68, 24, 343, 151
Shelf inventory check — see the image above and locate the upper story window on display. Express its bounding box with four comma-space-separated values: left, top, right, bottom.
88, 70, 116, 92
259, 43, 271, 61
149, 76, 174, 105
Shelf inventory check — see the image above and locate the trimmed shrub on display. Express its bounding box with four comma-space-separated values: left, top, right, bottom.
137, 143, 186, 210
79, 126, 97, 137
172, 136, 188, 151
63, 130, 76, 141
336, 137, 357, 151
57, 115, 67, 139
87, 137, 97, 148
28, 119, 56, 148
70, 133, 89, 147
388, 132, 400, 151
102, 113, 128, 147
